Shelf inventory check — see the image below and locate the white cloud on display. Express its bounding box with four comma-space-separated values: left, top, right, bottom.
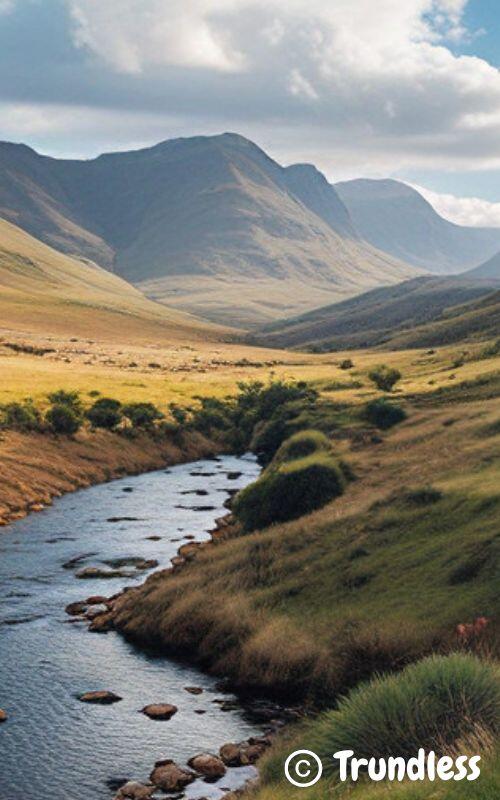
0, 0, 15, 13
58, 0, 500, 175
413, 183, 500, 228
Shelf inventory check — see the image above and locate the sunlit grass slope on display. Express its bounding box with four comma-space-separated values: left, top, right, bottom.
0, 217, 226, 343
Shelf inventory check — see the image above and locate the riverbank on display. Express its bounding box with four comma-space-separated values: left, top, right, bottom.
0, 427, 219, 526
110, 381, 500, 704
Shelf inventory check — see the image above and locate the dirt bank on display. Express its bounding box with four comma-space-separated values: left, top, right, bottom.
0, 428, 218, 526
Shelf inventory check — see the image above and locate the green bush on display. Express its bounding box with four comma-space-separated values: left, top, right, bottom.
47, 390, 82, 415
45, 403, 81, 435
368, 365, 402, 392
233, 451, 347, 531
273, 429, 331, 464
308, 654, 500, 775
340, 359, 354, 370
364, 398, 407, 430
86, 397, 122, 430
122, 402, 163, 430
0, 400, 42, 432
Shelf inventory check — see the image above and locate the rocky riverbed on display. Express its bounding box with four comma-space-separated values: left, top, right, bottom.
0, 454, 297, 800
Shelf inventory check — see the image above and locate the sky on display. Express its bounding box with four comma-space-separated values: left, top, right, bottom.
1, 0, 500, 226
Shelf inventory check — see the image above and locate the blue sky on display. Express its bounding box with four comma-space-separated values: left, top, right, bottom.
1, 0, 500, 225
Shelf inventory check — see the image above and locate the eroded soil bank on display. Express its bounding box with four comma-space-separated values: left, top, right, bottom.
0, 428, 218, 526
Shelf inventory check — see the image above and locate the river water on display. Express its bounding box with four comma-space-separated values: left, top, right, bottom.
0, 454, 263, 800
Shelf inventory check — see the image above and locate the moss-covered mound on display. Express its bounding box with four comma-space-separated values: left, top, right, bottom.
272, 429, 331, 464
234, 431, 348, 531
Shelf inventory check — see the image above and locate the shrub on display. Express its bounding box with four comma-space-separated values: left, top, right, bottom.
233, 452, 347, 531
47, 390, 82, 415
364, 398, 407, 430
368, 365, 402, 392
308, 654, 500, 775
169, 403, 189, 426
273, 429, 331, 464
0, 400, 42, 432
86, 397, 122, 430
122, 402, 163, 430
45, 403, 81, 435
340, 359, 354, 370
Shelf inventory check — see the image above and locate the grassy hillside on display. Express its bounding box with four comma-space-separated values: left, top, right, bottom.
0, 135, 417, 327
336, 178, 500, 273
465, 250, 500, 280
0, 217, 224, 343
112, 350, 500, 702
253, 276, 500, 350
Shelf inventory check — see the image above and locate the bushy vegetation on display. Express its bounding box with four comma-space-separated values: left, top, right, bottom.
233, 433, 348, 531
122, 402, 163, 430
364, 397, 407, 430
45, 403, 81, 435
0, 400, 42, 432
272, 429, 331, 464
86, 397, 123, 430
47, 389, 83, 416
369, 365, 402, 392
308, 654, 499, 774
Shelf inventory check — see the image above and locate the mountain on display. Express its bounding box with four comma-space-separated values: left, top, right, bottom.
0, 217, 223, 342
336, 179, 500, 274
0, 135, 417, 328
464, 250, 500, 280
253, 275, 500, 350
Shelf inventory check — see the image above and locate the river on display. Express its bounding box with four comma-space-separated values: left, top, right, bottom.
0, 454, 263, 800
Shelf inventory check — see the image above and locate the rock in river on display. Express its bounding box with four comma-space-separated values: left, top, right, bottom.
188, 753, 227, 780
150, 760, 195, 791
114, 781, 153, 799
0, 709, 8, 722
141, 703, 178, 720
184, 686, 203, 695
78, 691, 122, 705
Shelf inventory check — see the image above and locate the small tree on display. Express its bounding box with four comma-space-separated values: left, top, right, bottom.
368, 365, 402, 392
364, 398, 407, 430
46, 403, 81, 435
123, 402, 163, 430
86, 397, 122, 430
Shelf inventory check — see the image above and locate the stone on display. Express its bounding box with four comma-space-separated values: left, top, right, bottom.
114, 781, 153, 799
219, 743, 241, 767
65, 601, 87, 616
85, 604, 109, 619
184, 686, 203, 695
85, 595, 109, 605
141, 703, 178, 720
76, 566, 126, 579
188, 754, 226, 781
79, 691, 122, 704
0, 709, 7, 722
149, 760, 195, 792
88, 613, 114, 633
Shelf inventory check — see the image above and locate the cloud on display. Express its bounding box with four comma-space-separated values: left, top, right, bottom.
0, 0, 15, 13
57, 0, 500, 172
413, 183, 500, 228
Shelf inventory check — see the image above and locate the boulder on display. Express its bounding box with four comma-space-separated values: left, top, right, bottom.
65, 601, 87, 616
85, 595, 109, 605
149, 760, 195, 791
0, 709, 7, 722
88, 613, 114, 633
188, 754, 226, 780
219, 743, 241, 767
85, 604, 109, 619
76, 566, 126, 579
114, 781, 153, 799
141, 703, 178, 720
79, 691, 122, 705
184, 686, 203, 695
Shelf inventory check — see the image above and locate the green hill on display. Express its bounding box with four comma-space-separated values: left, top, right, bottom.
253, 276, 500, 350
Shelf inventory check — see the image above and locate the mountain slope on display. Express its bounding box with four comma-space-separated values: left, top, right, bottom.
464, 250, 500, 280
336, 178, 500, 274
0, 217, 225, 342
254, 275, 500, 350
0, 135, 417, 327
